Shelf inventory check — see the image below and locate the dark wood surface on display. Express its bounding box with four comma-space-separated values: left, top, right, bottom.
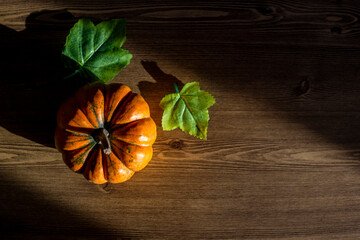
1, 0, 360, 239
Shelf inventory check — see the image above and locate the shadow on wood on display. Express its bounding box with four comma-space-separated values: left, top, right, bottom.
138, 60, 184, 126
130, 19, 360, 150
0, 10, 84, 147
0, 173, 131, 238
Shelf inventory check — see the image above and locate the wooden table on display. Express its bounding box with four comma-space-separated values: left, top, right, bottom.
1, 1, 360, 239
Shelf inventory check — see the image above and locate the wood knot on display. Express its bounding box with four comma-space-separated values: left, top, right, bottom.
256, 7, 273, 15
294, 78, 310, 96
331, 26, 342, 34
170, 139, 184, 150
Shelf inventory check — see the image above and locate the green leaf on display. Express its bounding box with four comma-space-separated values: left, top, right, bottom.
160, 82, 215, 140
62, 18, 132, 83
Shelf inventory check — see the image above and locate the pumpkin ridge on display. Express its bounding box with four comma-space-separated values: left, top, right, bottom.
109, 121, 132, 131
75, 84, 105, 129
109, 135, 137, 146
55, 128, 93, 152
82, 146, 108, 184
111, 141, 132, 157
110, 139, 153, 172
63, 142, 96, 172
64, 129, 91, 137
73, 143, 95, 165
105, 84, 131, 122
110, 117, 156, 146
110, 143, 135, 171
110, 116, 151, 131
89, 103, 103, 128
77, 105, 97, 129
83, 147, 106, 184
106, 93, 117, 120
101, 151, 109, 181
88, 88, 105, 128
107, 154, 116, 176
115, 104, 135, 122
106, 153, 134, 182
109, 91, 135, 123
111, 94, 151, 126
68, 137, 93, 145
57, 96, 96, 131
68, 117, 83, 128
63, 127, 94, 136
113, 134, 149, 145
78, 144, 99, 173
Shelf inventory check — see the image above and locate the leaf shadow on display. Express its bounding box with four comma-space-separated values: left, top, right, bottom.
138, 60, 184, 126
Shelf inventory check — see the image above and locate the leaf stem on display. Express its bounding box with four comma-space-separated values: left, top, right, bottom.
63, 69, 80, 80
174, 83, 179, 93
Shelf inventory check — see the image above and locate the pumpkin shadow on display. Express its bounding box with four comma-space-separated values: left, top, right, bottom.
138, 60, 184, 126
0, 10, 86, 147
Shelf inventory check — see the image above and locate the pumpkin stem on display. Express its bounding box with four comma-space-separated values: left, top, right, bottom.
94, 128, 111, 155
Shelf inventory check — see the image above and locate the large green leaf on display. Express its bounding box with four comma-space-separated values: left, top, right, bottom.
160, 82, 215, 139
62, 18, 132, 83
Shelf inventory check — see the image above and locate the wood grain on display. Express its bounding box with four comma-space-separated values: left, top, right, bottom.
1, 0, 360, 239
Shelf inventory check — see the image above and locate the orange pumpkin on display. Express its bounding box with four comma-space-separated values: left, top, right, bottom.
55, 82, 157, 184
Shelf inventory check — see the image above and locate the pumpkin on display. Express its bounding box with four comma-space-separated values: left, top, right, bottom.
55, 82, 157, 184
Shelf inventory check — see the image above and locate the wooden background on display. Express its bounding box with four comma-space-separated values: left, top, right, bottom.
1, 0, 360, 239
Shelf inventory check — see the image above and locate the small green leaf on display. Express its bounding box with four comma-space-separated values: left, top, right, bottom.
62, 18, 132, 83
160, 82, 215, 139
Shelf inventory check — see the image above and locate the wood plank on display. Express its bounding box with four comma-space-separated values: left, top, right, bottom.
1, 0, 360, 239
